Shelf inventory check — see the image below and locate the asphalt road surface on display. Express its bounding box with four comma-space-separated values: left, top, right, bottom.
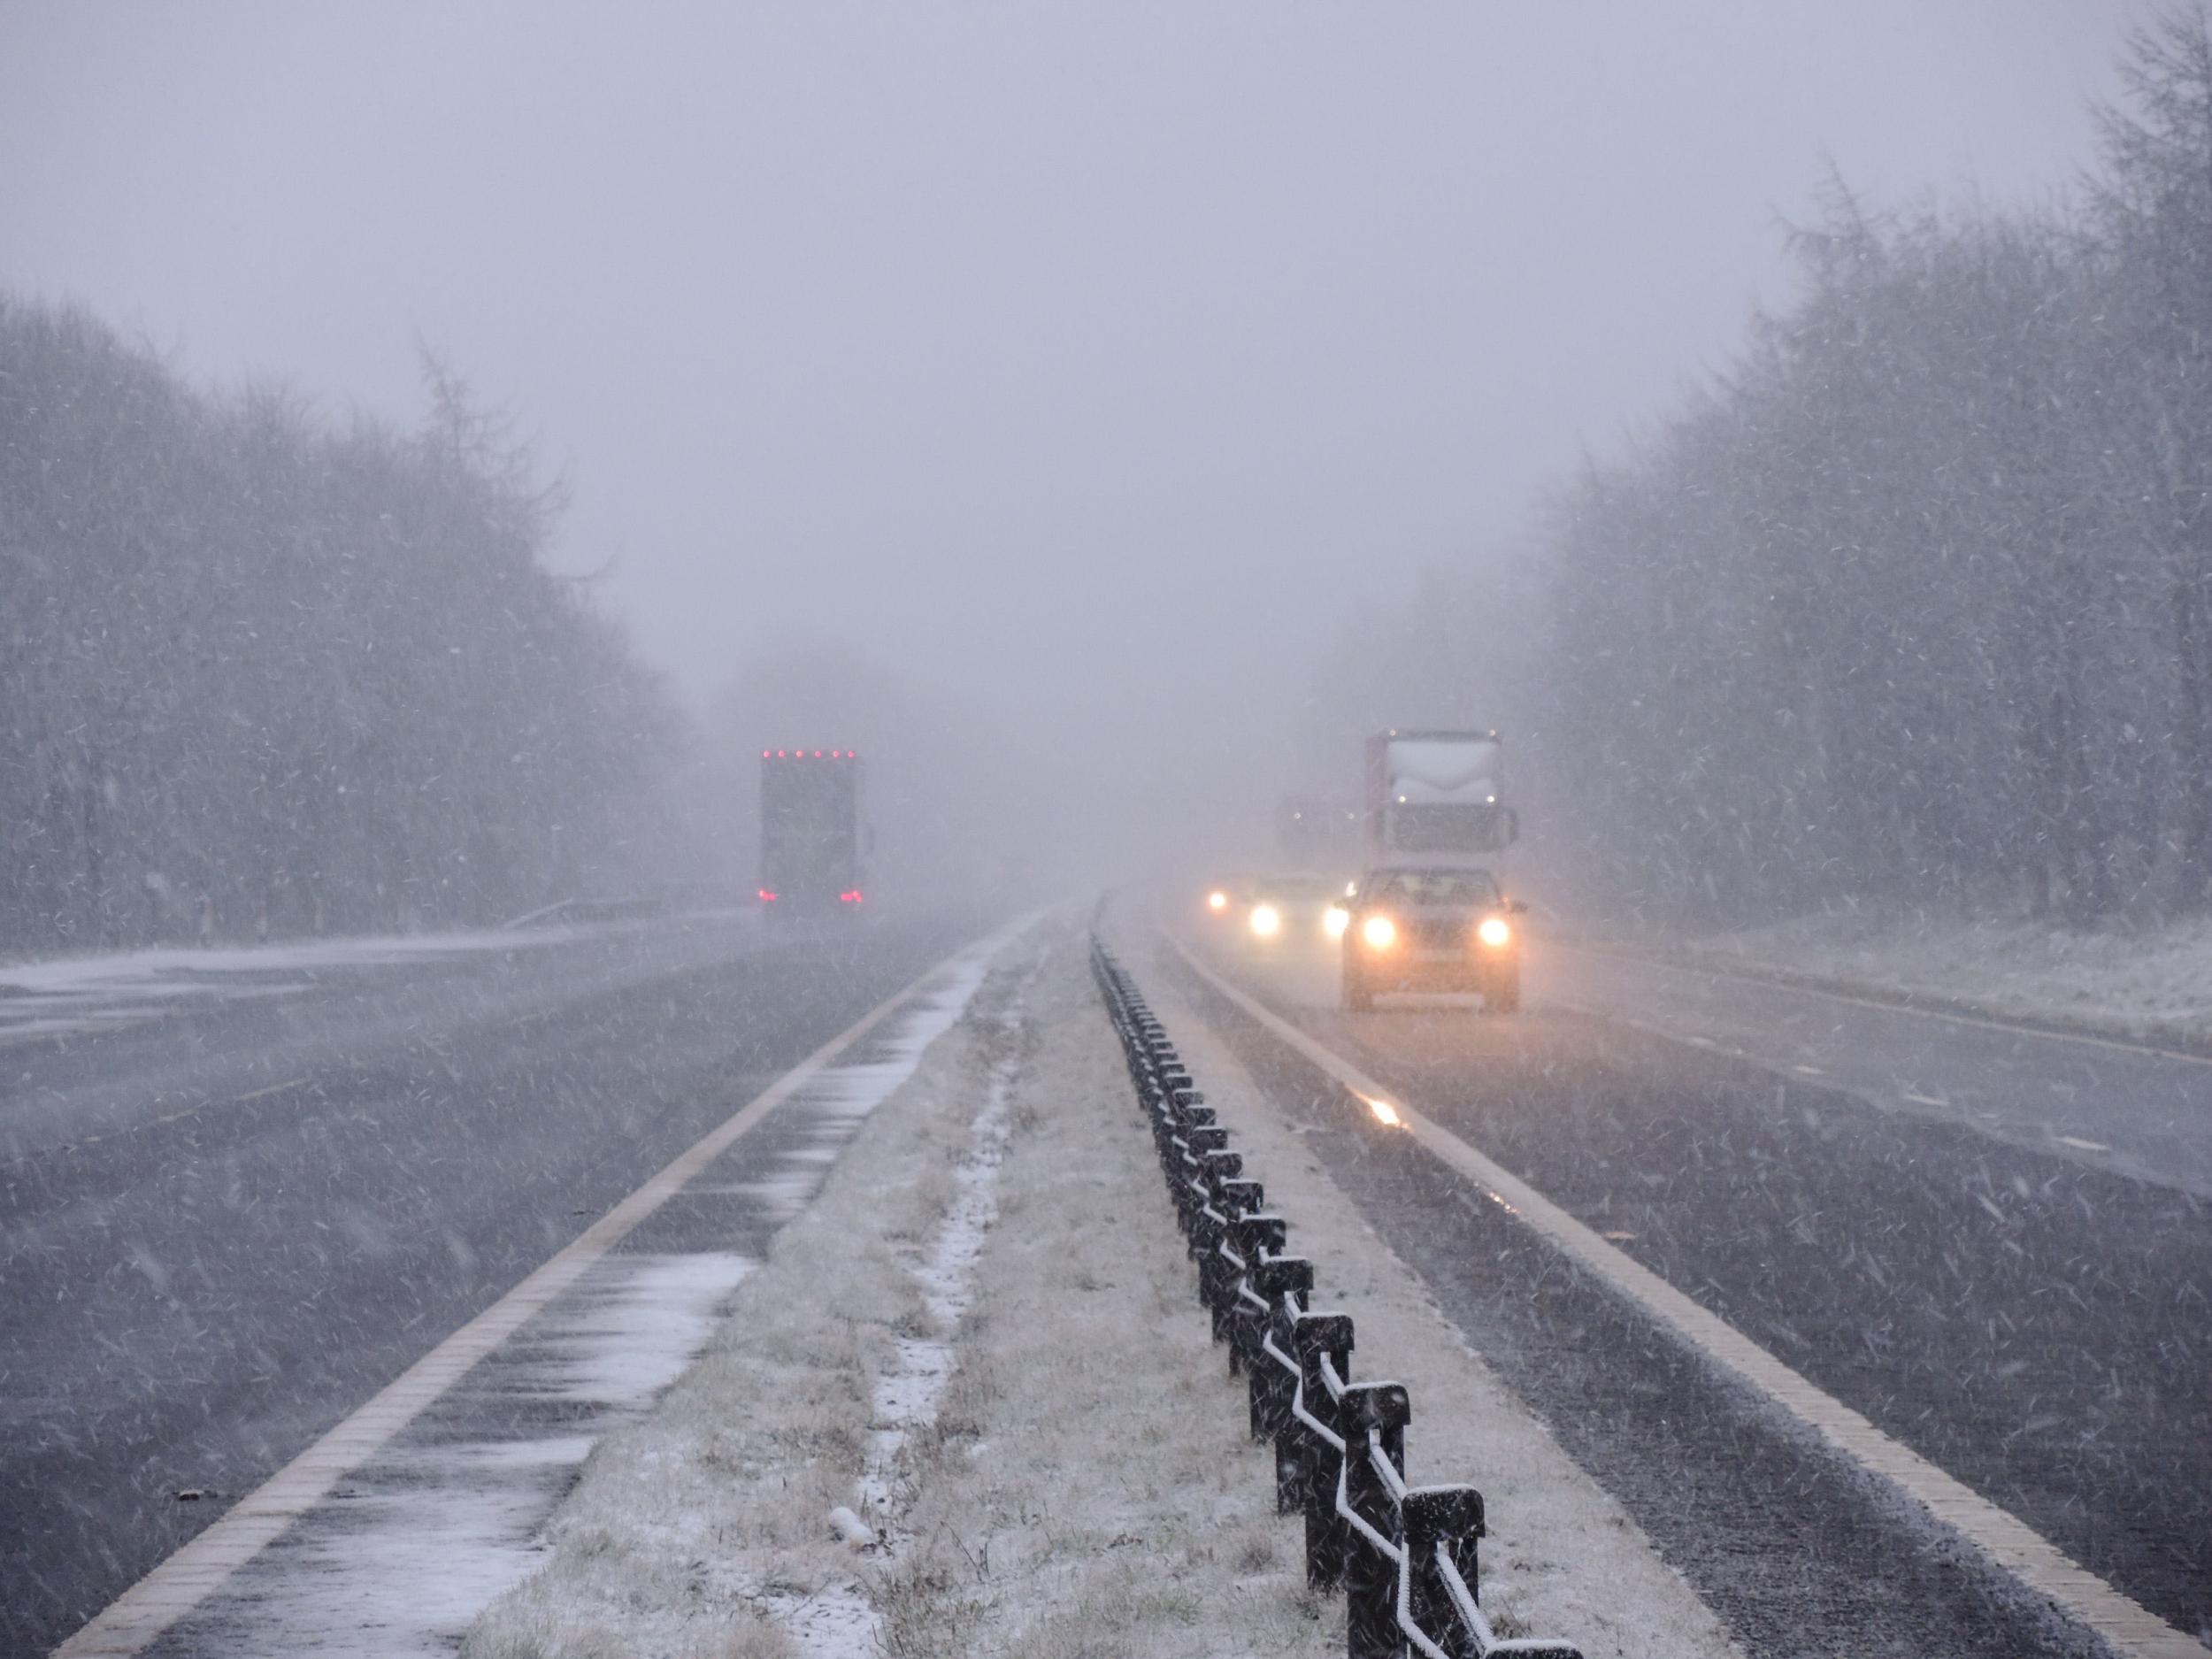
1170, 919, 2211, 1657
0, 906, 991, 1659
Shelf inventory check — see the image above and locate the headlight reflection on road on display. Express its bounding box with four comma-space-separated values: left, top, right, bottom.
1362, 1094, 1405, 1128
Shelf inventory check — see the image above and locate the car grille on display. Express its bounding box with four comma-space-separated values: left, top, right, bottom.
1410, 918, 1470, 950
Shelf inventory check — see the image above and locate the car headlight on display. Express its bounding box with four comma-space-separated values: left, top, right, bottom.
1249, 903, 1282, 938
1324, 905, 1350, 939
1361, 914, 1398, 950
1478, 917, 1512, 949
1207, 889, 1228, 913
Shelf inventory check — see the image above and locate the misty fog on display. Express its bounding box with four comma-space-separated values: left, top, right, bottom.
3, 2, 2180, 926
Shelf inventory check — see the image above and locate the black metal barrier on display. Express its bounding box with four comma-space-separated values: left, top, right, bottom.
1091, 938, 1586, 1659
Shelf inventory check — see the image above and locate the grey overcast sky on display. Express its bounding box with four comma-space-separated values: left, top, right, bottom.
0, 2, 2167, 744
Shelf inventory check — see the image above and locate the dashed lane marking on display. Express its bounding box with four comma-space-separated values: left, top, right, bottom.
52, 933, 1003, 1659
1901, 1090, 1949, 1108
1793, 1064, 1824, 1076
1169, 933, 2202, 1659
230, 1079, 306, 1103
2055, 1134, 2113, 1154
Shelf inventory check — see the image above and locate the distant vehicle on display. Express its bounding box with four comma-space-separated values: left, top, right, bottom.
758, 749, 865, 914
1202, 874, 1258, 924
1364, 730, 1517, 866
1240, 872, 1346, 946
1339, 864, 1525, 1013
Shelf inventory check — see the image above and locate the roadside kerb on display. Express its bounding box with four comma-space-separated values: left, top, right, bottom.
1091, 936, 1585, 1659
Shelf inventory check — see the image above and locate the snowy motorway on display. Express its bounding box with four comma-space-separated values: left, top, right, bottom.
1169, 922, 2211, 1655
0, 908, 994, 1659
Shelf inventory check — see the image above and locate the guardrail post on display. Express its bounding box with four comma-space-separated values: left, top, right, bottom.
1294, 1310, 1356, 1590
1225, 1210, 1279, 1373
1402, 1486, 1484, 1657
1251, 1256, 1310, 1461
1341, 1383, 1411, 1659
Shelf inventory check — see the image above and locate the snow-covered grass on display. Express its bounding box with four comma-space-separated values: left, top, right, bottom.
1679, 906, 2212, 1047
465, 918, 1736, 1658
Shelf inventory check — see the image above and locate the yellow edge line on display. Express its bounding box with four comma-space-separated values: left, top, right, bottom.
55, 931, 1004, 1658
1164, 932, 2200, 1659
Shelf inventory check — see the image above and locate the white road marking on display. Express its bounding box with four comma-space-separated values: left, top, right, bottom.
1901, 1090, 1949, 1108
1169, 935, 2201, 1659
2055, 1135, 2112, 1154
54, 932, 1009, 1659
1792, 1064, 1824, 1076
230, 1079, 304, 1103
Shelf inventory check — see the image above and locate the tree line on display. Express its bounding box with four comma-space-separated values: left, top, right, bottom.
1533, 13, 2212, 926
0, 299, 679, 953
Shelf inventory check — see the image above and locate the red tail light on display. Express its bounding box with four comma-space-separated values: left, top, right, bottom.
757, 887, 779, 902
839, 890, 864, 904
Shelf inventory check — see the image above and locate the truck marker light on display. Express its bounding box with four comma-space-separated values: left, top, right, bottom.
1478, 917, 1512, 948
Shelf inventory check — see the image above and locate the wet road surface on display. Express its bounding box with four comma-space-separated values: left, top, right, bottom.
1165, 924, 2211, 1655
1, 908, 989, 1659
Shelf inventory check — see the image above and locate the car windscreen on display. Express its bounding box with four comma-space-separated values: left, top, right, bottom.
1369, 870, 1500, 907
1255, 878, 1340, 901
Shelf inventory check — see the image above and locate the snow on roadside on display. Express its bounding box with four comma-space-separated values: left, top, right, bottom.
1678, 907, 2212, 1047
0, 916, 689, 1045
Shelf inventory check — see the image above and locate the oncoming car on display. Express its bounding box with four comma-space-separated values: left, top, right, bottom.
1240, 873, 1348, 946
1202, 877, 1258, 926
1340, 865, 1525, 1013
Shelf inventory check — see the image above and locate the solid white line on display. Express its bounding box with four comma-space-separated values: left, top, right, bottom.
54, 933, 1002, 1659
1166, 935, 2201, 1659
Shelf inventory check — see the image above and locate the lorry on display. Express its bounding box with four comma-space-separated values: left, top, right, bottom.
757, 748, 865, 913
1363, 729, 1517, 866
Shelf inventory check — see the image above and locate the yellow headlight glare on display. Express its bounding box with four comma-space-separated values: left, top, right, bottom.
1361, 914, 1398, 950
1478, 917, 1512, 949
1324, 905, 1350, 939
1249, 903, 1282, 938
